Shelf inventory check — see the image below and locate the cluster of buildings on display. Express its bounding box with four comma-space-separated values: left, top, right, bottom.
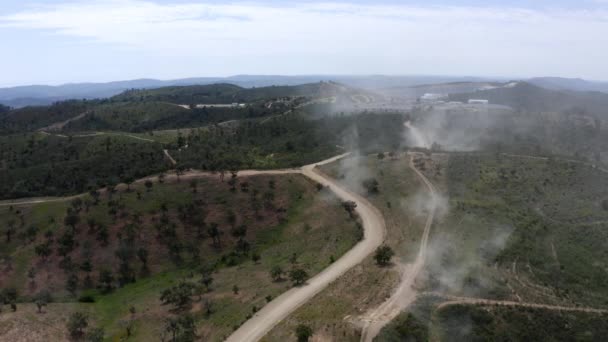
419, 93, 489, 105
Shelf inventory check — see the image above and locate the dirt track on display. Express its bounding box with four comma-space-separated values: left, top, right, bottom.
360, 152, 437, 342
225, 154, 386, 342
414, 292, 608, 314
37, 111, 89, 131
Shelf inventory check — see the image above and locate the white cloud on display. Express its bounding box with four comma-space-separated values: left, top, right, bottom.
1, 1, 608, 79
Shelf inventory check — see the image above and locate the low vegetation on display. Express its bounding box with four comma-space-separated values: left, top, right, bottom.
0, 173, 361, 341
0, 133, 168, 199
435, 304, 608, 341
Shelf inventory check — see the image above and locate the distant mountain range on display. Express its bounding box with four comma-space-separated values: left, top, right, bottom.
2, 75, 607, 108
0, 75, 496, 107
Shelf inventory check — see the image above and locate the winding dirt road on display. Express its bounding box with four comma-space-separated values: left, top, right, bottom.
360, 152, 437, 342
225, 154, 386, 342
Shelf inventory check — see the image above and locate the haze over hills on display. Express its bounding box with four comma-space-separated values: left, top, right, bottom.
528, 77, 608, 93
449, 81, 608, 117
3, 75, 608, 108
0, 75, 497, 107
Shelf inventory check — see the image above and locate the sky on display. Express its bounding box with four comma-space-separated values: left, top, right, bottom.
1, 0, 607, 86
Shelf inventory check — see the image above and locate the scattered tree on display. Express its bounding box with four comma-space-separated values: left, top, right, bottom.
85, 327, 105, 342
342, 201, 357, 218
98, 269, 115, 294
295, 324, 313, 342
200, 267, 214, 291
251, 252, 261, 264
34, 290, 51, 313
207, 223, 221, 248
144, 180, 154, 192
374, 245, 394, 266
66, 273, 79, 296
160, 282, 195, 310
164, 314, 196, 342
189, 179, 198, 193
362, 178, 380, 194
64, 213, 81, 233
289, 268, 308, 286
66, 312, 89, 339
270, 265, 283, 282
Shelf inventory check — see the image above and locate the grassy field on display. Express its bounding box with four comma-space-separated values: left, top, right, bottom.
0, 172, 361, 341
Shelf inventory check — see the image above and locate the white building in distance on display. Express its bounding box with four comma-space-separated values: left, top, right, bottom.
420, 93, 446, 102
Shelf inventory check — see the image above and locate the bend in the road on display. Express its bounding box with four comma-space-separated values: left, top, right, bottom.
226, 153, 386, 342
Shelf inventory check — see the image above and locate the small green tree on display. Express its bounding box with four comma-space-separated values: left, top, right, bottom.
295, 324, 313, 342
189, 179, 198, 193
362, 178, 380, 194
28, 267, 36, 285
123, 176, 135, 192
164, 314, 196, 342
137, 247, 149, 273
96, 225, 109, 246
144, 180, 154, 192
1, 287, 18, 305
35, 241, 52, 261
34, 290, 51, 313
98, 269, 115, 294
89, 190, 101, 205
64, 213, 80, 233
289, 268, 308, 286
160, 282, 195, 310
66, 312, 88, 339
342, 201, 357, 218
85, 327, 105, 342
66, 273, 79, 296
270, 265, 283, 282
374, 245, 394, 266
207, 223, 221, 248
251, 252, 261, 264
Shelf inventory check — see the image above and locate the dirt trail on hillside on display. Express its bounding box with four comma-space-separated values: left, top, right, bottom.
359, 152, 437, 342
38, 131, 154, 142
420, 292, 608, 314
163, 149, 177, 165
225, 153, 386, 342
37, 111, 89, 132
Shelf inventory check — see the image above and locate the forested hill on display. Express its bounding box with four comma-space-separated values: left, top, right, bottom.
111, 81, 377, 105
0, 82, 380, 134
449, 82, 608, 118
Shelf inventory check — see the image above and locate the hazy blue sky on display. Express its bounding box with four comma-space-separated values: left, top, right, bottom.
1, 0, 607, 86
